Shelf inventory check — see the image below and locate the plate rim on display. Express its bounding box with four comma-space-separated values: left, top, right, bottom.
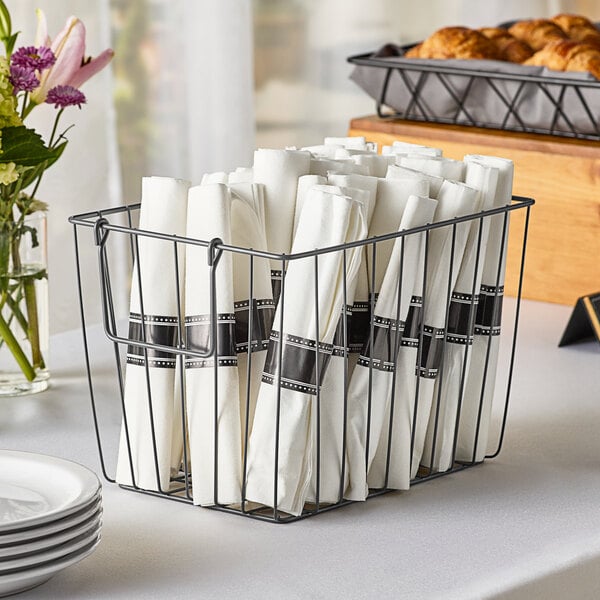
0, 510, 102, 559
0, 450, 101, 533
0, 495, 101, 545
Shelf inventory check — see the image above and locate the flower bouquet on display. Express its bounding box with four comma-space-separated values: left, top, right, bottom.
0, 1, 112, 395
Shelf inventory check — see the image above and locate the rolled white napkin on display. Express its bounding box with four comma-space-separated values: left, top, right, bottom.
304, 184, 370, 504
245, 186, 366, 516
324, 135, 367, 149
421, 161, 499, 473
201, 172, 228, 185
367, 179, 429, 295
228, 167, 254, 184
229, 183, 274, 453
116, 176, 190, 492
345, 194, 438, 500
456, 155, 514, 463
386, 164, 444, 199
328, 174, 379, 364
302, 144, 344, 158
252, 148, 311, 275
310, 157, 370, 177
399, 156, 466, 182
184, 183, 241, 506
383, 142, 442, 157
292, 175, 327, 239
350, 154, 395, 178
408, 180, 479, 478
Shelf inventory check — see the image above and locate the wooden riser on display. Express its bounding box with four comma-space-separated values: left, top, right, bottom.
349, 116, 600, 306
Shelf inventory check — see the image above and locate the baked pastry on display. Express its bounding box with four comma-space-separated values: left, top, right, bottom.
404, 43, 423, 58
551, 13, 600, 48
524, 39, 600, 79
479, 27, 534, 62
413, 27, 500, 60
508, 19, 568, 51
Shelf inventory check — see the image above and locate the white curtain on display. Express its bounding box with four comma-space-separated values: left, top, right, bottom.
6, 0, 256, 335
6, 0, 121, 335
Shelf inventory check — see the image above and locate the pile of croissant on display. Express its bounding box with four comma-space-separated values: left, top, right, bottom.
404, 14, 600, 80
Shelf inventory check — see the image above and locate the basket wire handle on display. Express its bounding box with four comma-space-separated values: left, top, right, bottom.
93, 217, 224, 360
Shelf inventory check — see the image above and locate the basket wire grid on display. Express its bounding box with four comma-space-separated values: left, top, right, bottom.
348, 50, 600, 140
69, 195, 533, 523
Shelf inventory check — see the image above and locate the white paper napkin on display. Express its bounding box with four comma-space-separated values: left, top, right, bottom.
328, 173, 379, 368
350, 154, 395, 178
383, 142, 442, 157
456, 155, 514, 464
386, 164, 444, 199
116, 176, 190, 492
324, 136, 367, 149
229, 182, 274, 453
309, 157, 370, 177
201, 172, 228, 185
252, 148, 311, 269
304, 184, 371, 505
184, 183, 242, 506
228, 167, 254, 184
399, 156, 466, 182
245, 186, 366, 515
421, 161, 499, 472
406, 180, 479, 478
345, 194, 438, 500
302, 144, 344, 158
292, 175, 327, 239
367, 178, 430, 295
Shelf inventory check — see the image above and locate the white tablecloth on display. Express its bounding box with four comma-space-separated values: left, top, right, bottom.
1, 299, 599, 600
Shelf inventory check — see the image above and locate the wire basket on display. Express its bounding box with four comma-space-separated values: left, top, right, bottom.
348, 46, 600, 140
69, 195, 533, 523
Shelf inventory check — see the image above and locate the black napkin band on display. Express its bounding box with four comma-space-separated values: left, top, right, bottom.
185, 313, 237, 368
127, 313, 179, 368
234, 298, 275, 353
262, 330, 333, 395
475, 284, 503, 336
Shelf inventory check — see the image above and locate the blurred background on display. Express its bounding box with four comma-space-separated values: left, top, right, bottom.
6, 0, 600, 332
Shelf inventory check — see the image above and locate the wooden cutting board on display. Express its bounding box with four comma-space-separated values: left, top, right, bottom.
349, 115, 600, 306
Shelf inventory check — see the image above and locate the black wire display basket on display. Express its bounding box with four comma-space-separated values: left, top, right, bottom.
348, 44, 600, 140
69, 194, 533, 523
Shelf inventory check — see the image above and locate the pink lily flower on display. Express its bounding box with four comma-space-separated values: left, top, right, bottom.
30, 9, 113, 104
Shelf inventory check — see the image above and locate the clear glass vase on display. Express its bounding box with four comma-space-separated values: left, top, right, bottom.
0, 212, 49, 396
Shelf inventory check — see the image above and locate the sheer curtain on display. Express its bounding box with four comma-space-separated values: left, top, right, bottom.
6, 0, 256, 334
7, 0, 121, 335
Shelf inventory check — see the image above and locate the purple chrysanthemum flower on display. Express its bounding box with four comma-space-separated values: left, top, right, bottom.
11, 46, 56, 71
45, 85, 87, 109
9, 64, 40, 93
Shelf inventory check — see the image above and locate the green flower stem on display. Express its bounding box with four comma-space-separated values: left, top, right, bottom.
4, 285, 27, 332
0, 309, 35, 381
23, 276, 43, 369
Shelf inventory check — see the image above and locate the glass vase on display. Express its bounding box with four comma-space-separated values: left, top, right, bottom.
0, 212, 49, 396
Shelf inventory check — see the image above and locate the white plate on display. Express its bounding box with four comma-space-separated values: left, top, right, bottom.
0, 450, 101, 532
0, 509, 102, 558
0, 522, 101, 572
0, 495, 101, 546
0, 534, 100, 598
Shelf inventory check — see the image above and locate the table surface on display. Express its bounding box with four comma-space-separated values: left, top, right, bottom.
1, 299, 600, 600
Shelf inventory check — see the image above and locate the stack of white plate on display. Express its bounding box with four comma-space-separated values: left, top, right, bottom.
0, 450, 102, 598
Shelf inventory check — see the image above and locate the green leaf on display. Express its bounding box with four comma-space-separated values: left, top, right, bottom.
0, 126, 64, 167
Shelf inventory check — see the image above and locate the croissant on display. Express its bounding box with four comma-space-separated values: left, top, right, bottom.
414, 27, 500, 60
508, 19, 568, 51
404, 43, 423, 58
552, 13, 600, 49
524, 39, 600, 79
479, 27, 534, 62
